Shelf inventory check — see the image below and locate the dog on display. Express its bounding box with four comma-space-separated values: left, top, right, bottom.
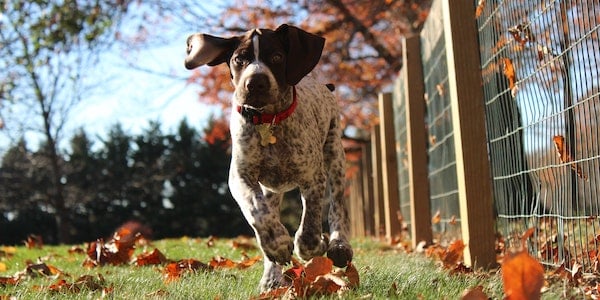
184, 24, 353, 291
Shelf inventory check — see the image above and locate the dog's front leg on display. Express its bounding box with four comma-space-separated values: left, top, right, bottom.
228, 169, 293, 269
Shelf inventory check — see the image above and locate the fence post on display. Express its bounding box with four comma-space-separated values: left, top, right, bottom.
402, 36, 434, 248
442, 0, 497, 268
378, 93, 402, 242
371, 125, 385, 238
361, 143, 375, 236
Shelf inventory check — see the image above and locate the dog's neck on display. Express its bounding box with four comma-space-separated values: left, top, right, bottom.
237, 86, 297, 125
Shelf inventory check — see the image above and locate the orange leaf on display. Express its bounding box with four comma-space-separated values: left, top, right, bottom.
508, 23, 533, 46
163, 259, 209, 282
501, 251, 544, 300
307, 274, 344, 296
304, 257, 333, 282
501, 58, 517, 97
345, 262, 360, 288
24, 235, 43, 249
134, 248, 168, 266
553, 135, 587, 180
475, 0, 485, 18
251, 286, 292, 300
431, 210, 442, 225
209, 256, 237, 269
237, 255, 261, 269
0, 276, 19, 286
461, 285, 489, 300
442, 240, 465, 268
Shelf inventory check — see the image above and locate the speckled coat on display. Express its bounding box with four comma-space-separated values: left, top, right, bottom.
185, 24, 353, 291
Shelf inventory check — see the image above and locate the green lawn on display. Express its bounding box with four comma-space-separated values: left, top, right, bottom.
0, 237, 571, 299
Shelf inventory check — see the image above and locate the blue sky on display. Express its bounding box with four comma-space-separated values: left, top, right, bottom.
0, 3, 223, 154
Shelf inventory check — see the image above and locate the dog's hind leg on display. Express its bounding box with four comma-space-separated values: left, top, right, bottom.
323, 118, 353, 267
295, 176, 328, 261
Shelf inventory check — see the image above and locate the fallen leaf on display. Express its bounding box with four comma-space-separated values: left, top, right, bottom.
206, 236, 216, 247
432, 210, 442, 225
502, 250, 544, 300
209, 256, 236, 269
508, 23, 534, 46
345, 262, 360, 288
475, 0, 485, 18
0, 276, 19, 286
46, 274, 106, 293
237, 255, 261, 269
442, 240, 465, 268
163, 259, 210, 282
67, 246, 85, 255
501, 58, 517, 97
304, 256, 333, 282
134, 248, 168, 266
26, 262, 63, 277
462, 285, 489, 300
24, 235, 43, 249
553, 135, 587, 180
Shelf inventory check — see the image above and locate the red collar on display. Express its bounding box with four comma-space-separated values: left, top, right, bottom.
236, 87, 297, 125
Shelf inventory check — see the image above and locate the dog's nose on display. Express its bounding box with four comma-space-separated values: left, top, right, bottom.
245, 74, 269, 93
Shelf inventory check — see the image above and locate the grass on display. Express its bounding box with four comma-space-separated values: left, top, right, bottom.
0, 237, 571, 299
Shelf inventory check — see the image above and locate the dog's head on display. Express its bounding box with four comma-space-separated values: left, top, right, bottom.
185, 24, 324, 110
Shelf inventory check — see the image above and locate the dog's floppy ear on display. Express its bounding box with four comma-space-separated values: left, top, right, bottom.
275, 24, 325, 86
185, 33, 239, 69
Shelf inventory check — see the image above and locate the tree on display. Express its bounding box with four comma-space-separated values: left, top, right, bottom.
162, 119, 250, 237
179, 0, 432, 131
0, 1, 131, 243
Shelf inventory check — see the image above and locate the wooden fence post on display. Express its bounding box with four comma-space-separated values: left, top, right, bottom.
371, 125, 385, 238
402, 36, 434, 247
442, 0, 497, 268
361, 143, 375, 236
379, 93, 402, 242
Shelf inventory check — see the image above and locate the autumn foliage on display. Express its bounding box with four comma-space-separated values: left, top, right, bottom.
186, 0, 432, 132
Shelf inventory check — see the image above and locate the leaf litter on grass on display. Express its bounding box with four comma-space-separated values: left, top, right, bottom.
8, 222, 600, 299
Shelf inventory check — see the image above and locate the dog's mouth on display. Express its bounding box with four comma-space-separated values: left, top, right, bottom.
240, 104, 265, 113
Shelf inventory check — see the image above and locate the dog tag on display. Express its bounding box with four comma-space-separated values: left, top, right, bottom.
257, 124, 276, 146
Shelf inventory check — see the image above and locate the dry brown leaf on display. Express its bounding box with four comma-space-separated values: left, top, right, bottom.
501, 58, 517, 97
24, 235, 43, 249
345, 262, 360, 288
237, 255, 261, 269
502, 250, 544, 300
431, 210, 442, 225
475, 0, 485, 18
163, 259, 210, 283
209, 256, 237, 269
508, 23, 534, 46
134, 248, 168, 266
442, 240, 465, 268
461, 285, 489, 300
553, 135, 587, 180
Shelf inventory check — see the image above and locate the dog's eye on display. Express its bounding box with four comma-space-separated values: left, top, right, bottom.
271, 53, 283, 64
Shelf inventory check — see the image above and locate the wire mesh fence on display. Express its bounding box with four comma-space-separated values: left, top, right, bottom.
477, 0, 600, 271
348, 0, 598, 270
420, 0, 461, 244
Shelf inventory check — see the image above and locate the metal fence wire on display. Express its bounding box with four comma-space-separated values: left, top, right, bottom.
477, 0, 600, 271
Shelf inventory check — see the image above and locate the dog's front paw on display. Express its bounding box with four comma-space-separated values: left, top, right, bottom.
327, 239, 353, 267
294, 232, 328, 261
263, 235, 294, 265
259, 260, 285, 292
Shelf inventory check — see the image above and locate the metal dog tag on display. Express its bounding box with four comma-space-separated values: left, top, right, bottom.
257, 124, 276, 146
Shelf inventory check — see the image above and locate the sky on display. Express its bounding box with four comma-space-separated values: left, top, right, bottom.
66, 41, 219, 148
0, 3, 223, 154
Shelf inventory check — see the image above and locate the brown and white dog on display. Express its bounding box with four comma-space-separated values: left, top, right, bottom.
184, 24, 353, 291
